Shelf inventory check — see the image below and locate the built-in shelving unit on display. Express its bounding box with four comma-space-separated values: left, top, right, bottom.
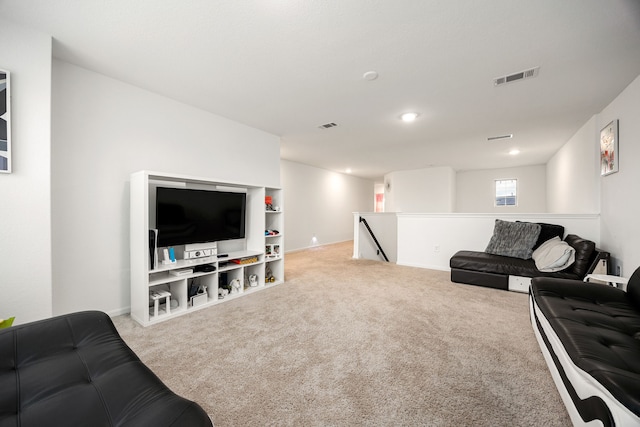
265, 188, 284, 284
130, 171, 284, 326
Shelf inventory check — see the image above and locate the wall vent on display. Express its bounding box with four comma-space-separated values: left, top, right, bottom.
318, 122, 338, 129
494, 67, 539, 86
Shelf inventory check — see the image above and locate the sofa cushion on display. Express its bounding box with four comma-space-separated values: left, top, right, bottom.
564, 234, 595, 278
533, 222, 565, 250
450, 250, 581, 280
485, 219, 541, 260
532, 236, 575, 272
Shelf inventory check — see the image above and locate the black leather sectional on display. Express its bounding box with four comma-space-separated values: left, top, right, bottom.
450, 234, 609, 291
530, 267, 640, 426
0, 311, 212, 427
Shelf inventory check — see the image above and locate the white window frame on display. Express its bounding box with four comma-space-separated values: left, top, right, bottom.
495, 179, 517, 207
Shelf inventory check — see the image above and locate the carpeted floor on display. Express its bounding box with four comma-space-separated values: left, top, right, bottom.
113, 241, 571, 426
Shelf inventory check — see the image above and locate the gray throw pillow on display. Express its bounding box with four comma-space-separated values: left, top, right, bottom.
485, 219, 541, 259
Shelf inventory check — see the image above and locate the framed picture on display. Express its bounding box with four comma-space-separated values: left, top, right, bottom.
600, 119, 618, 176
0, 69, 10, 173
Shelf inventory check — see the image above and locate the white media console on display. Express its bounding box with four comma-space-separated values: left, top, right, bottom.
130, 170, 284, 326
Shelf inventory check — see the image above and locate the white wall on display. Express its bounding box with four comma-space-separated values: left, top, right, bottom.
597, 75, 640, 277
51, 60, 281, 317
0, 20, 53, 324
281, 160, 374, 252
384, 167, 455, 212
456, 165, 547, 213
546, 116, 600, 213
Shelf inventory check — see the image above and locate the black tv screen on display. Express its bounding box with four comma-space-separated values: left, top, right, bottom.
156, 187, 246, 247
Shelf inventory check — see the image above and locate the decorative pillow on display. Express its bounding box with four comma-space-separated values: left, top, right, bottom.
485, 219, 541, 260
532, 236, 576, 272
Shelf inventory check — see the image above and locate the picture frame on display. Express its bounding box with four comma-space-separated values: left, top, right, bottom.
600, 119, 618, 176
0, 69, 11, 173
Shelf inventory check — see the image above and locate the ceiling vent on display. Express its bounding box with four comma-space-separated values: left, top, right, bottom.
494, 67, 539, 86
318, 122, 338, 129
487, 134, 513, 141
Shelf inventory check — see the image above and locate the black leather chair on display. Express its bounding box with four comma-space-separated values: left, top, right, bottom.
530, 267, 640, 426
0, 311, 212, 426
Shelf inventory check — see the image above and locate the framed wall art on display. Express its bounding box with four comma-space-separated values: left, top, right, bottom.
600, 119, 618, 176
1, 69, 10, 173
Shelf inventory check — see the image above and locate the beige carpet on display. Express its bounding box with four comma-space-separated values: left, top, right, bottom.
113, 241, 571, 426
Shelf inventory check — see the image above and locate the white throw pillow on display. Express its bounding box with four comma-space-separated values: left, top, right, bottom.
532, 236, 576, 272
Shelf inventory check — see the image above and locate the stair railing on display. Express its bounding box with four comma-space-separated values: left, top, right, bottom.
359, 216, 389, 262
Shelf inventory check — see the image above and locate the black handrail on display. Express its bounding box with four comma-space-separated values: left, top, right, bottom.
359, 217, 389, 262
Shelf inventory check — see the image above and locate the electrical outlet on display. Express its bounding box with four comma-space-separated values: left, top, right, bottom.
434, 245, 440, 253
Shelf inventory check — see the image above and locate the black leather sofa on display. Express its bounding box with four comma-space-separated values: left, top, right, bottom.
450, 234, 609, 291
529, 267, 640, 426
0, 311, 212, 427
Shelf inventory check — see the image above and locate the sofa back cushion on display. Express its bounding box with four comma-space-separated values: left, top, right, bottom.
625, 267, 640, 309
533, 223, 565, 250
563, 234, 595, 278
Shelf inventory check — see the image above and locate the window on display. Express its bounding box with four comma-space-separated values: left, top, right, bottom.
495, 179, 517, 206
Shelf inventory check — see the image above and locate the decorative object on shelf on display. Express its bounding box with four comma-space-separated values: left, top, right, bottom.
266, 244, 280, 258
190, 286, 208, 307
229, 279, 241, 294
265, 229, 279, 236
218, 287, 229, 299
248, 274, 258, 287
161, 247, 177, 265
265, 265, 275, 283
1, 69, 11, 173
0, 317, 15, 329
265, 195, 274, 211
230, 256, 259, 265
600, 119, 619, 176
149, 289, 172, 317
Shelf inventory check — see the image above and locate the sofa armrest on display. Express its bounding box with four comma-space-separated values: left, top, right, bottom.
586, 248, 610, 277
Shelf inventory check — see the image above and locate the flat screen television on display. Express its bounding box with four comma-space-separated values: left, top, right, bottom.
155, 187, 246, 247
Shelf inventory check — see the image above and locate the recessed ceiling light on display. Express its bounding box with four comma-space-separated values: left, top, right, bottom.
509, 149, 520, 155
363, 71, 379, 81
345, 168, 352, 174
401, 112, 418, 122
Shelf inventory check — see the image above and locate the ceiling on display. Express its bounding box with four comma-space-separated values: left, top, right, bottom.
2, 0, 640, 181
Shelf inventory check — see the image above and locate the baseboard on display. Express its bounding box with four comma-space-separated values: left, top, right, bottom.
106, 306, 131, 318
396, 261, 449, 272
286, 239, 352, 254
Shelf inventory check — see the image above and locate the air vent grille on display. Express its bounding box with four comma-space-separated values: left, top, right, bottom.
318, 122, 338, 129
487, 134, 513, 141
494, 67, 539, 86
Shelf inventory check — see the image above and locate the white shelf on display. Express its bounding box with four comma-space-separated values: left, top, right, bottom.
130, 171, 284, 326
